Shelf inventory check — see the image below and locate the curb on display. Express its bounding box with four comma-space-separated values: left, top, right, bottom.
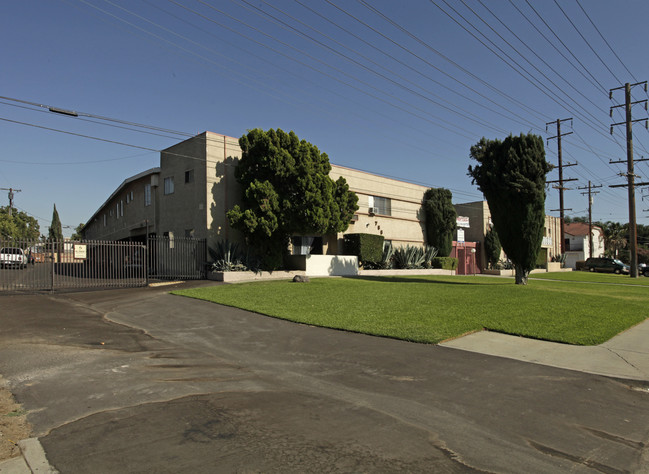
0, 439, 57, 474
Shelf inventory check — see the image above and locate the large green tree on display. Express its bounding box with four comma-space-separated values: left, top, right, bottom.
468, 133, 553, 284
0, 206, 40, 241
227, 128, 358, 269
422, 188, 456, 257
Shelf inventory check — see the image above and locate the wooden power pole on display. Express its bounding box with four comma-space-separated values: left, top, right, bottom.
609, 81, 649, 278
546, 118, 577, 254
0, 187, 22, 217
578, 181, 602, 259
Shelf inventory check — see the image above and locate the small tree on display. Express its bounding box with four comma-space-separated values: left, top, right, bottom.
468, 133, 553, 284
48, 204, 64, 242
0, 206, 40, 241
228, 129, 358, 269
71, 223, 84, 241
423, 188, 457, 257
484, 226, 501, 269
48, 204, 64, 262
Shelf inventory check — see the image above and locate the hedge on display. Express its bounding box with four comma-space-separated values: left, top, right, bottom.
343, 233, 384, 266
431, 257, 458, 270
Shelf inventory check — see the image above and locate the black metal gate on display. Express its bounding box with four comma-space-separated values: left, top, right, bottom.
148, 236, 206, 281
0, 237, 206, 293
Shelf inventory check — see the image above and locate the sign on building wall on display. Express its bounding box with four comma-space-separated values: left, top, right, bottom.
457, 228, 465, 243
457, 216, 470, 228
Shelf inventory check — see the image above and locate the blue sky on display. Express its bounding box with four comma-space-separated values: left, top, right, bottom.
2, 0, 649, 237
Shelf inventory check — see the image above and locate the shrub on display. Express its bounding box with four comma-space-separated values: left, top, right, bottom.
392, 245, 425, 269
422, 245, 439, 268
343, 233, 384, 267
208, 240, 262, 273
363, 241, 394, 270
484, 227, 501, 269
551, 254, 567, 267
576, 260, 586, 271
495, 259, 514, 270
431, 257, 458, 270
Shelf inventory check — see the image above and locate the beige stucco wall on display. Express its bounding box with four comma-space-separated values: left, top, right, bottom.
543, 215, 562, 259
159, 134, 208, 240
204, 132, 242, 247
330, 165, 428, 252
82, 171, 158, 241
155, 132, 243, 254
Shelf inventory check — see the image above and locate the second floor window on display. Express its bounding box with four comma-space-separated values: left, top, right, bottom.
164, 177, 174, 195
144, 184, 151, 206
369, 195, 391, 216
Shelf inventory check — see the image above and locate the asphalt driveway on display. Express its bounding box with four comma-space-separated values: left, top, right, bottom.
1, 283, 648, 473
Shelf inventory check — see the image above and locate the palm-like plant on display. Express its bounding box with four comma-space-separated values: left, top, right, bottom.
604, 222, 627, 258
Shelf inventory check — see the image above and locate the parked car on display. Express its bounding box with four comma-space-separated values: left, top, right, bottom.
584, 257, 629, 274
0, 247, 27, 269
639, 264, 649, 277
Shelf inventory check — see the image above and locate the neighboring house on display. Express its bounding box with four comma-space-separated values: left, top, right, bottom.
453, 201, 562, 271
564, 222, 605, 269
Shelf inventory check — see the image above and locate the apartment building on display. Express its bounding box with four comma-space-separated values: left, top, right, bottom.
82, 131, 561, 270
82, 132, 429, 254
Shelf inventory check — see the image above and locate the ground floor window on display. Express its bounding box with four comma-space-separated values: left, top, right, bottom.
291, 236, 323, 255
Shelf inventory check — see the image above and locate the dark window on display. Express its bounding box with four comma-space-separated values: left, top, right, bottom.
185, 169, 194, 184
164, 177, 174, 195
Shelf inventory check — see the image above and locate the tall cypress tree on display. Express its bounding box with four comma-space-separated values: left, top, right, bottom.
422, 188, 457, 257
49, 204, 64, 242
468, 133, 553, 284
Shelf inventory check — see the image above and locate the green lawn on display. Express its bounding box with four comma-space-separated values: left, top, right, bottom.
172, 275, 649, 346
531, 271, 649, 285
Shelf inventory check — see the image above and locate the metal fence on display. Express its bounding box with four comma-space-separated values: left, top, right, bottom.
0, 237, 206, 293
148, 236, 206, 281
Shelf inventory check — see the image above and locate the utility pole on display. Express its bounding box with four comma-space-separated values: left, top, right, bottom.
0, 187, 22, 217
578, 181, 602, 259
546, 118, 578, 254
609, 81, 649, 278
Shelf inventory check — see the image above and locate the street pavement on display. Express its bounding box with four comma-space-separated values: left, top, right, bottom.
0, 282, 648, 473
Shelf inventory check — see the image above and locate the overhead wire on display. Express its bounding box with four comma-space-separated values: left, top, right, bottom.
576, 0, 638, 84
434, 0, 616, 139
553, 0, 622, 85
196, 0, 500, 137
291, 0, 538, 131
349, 0, 548, 124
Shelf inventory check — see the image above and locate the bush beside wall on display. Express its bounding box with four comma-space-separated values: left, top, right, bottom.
343, 233, 384, 266
431, 257, 458, 270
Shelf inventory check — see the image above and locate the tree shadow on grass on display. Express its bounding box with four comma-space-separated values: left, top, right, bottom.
345, 275, 498, 286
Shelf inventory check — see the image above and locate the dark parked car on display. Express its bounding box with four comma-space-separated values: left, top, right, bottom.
584, 257, 629, 274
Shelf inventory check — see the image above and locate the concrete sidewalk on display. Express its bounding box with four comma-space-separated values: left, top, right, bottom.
440, 317, 649, 382
0, 439, 57, 473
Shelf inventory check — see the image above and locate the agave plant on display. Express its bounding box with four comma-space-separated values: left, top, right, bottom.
392, 245, 426, 269
209, 239, 247, 272
422, 245, 439, 269
379, 242, 394, 269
